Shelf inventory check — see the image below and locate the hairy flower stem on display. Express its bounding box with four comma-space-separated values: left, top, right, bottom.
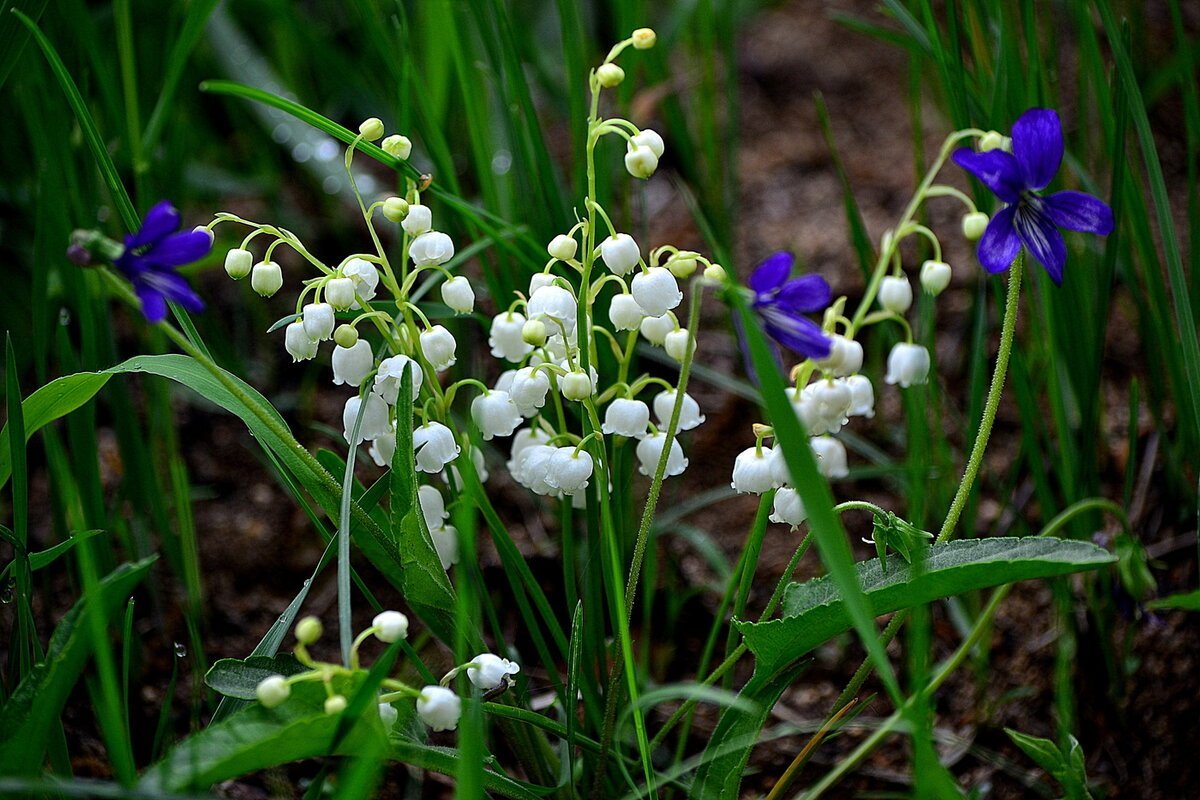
832, 253, 1025, 713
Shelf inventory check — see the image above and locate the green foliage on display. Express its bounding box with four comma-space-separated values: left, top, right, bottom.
1006, 729, 1094, 800
205, 655, 307, 700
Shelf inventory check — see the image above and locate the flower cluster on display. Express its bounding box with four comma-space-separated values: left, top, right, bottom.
253, 612, 520, 733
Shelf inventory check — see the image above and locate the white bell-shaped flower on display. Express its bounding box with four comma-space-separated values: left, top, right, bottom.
560, 370, 593, 401
418, 484, 449, 531
441, 276, 475, 314
374, 355, 423, 404
471, 391, 523, 440
512, 443, 556, 494
529, 272, 556, 294
625, 145, 659, 179
372, 610, 409, 643
602, 398, 650, 438
664, 328, 690, 362
369, 431, 397, 467
810, 435, 849, 479
224, 248, 253, 280
332, 340, 373, 387
885, 343, 931, 388
489, 312, 533, 361
547, 234, 578, 261
809, 380, 852, 434
509, 367, 551, 416
639, 313, 675, 345
653, 389, 705, 431
507, 427, 552, 475
636, 433, 688, 477
410, 231, 455, 266
412, 422, 460, 473
325, 277, 356, 310
251, 261, 283, 297
401, 204, 432, 236
732, 446, 781, 494
609, 294, 644, 331
302, 303, 335, 341
815, 335, 864, 377
343, 393, 392, 444
599, 233, 640, 276
431, 524, 459, 569
920, 260, 952, 296
420, 325, 457, 372
630, 267, 682, 317
879, 275, 914, 314
631, 129, 665, 157
416, 686, 461, 732
467, 653, 520, 691
526, 285, 577, 337
284, 321, 319, 362
343, 258, 380, 309
844, 375, 875, 418
770, 487, 807, 527
544, 447, 593, 496
962, 212, 989, 241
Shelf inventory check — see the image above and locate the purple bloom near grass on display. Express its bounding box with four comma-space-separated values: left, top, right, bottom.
952, 108, 1114, 285
749, 251, 833, 360
114, 200, 211, 322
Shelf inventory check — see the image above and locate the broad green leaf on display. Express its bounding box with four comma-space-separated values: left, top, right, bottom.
205, 655, 307, 701
738, 538, 1115, 676
0, 558, 156, 774
0, 372, 113, 489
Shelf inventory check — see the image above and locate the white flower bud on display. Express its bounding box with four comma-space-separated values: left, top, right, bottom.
885, 343, 931, 388
632, 27, 656, 49
324, 695, 348, 715
526, 285, 577, 336
489, 312, 533, 361
631, 129, 665, 158
295, 615, 323, 645
639, 313, 674, 345
599, 233, 640, 276
962, 212, 989, 241
440, 276, 475, 314
251, 261, 282, 297
332, 339, 373, 387
814, 334, 863, 377
255, 675, 290, 708
560, 370, 593, 401
325, 277, 357, 310
382, 134, 412, 160
631, 267, 682, 317
358, 117, 385, 141
343, 258, 380, 309
609, 294, 645, 331
373, 610, 409, 643
703, 263, 727, 283
653, 389, 705, 431
374, 354, 423, 404
810, 379, 853, 434
413, 422, 459, 473
467, 653, 520, 690
508, 427, 551, 475
418, 484, 448, 531
343, 393, 392, 444
636, 433, 688, 477
509, 367, 551, 415
664, 328, 691, 362
878, 275, 913, 314
844, 375, 875, 418
379, 702, 399, 728
302, 302, 335, 341
544, 447, 593, 495
529, 272, 556, 294
224, 248, 253, 280
193, 225, 215, 245
596, 63, 624, 88
770, 487, 807, 527
417, 685, 461, 732
409, 231, 455, 267
602, 398, 650, 438
284, 322, 319, 362
732, 446, 781, 494
382, 196, 409, 223
431, 523, 459, 569
369, 432, 396, 467
810, 435, 849, 479
420, 325, 457, 372
471, 390, 523, 440
920, 260, 952, 296
625, 145, 659, 179
402, 204, 432, 237
547, 234, 578, 262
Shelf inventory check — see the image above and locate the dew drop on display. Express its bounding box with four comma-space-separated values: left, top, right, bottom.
0, 578, 15, 604
174, 642, 187, 658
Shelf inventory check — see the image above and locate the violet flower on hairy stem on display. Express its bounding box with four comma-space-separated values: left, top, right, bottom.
748, 251, 833, 360
114, 200, 211, 322
953, 108, 1114, 285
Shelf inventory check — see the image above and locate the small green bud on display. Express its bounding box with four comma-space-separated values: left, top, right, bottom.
703, 264, 727, 283
295, 615, 323, 645
358, 117, 385, 141
961, 211, 989, 242
978, 130, 1011, 152
333, 324, 359, 349
224, 248, 253, 280
666, 251, 699, 278
382, 196, 409, 223
522, 319, 548, 346
382, 134, 412, 160
596, 63, 625, 88
324, 695, 348, 715
561, 370, 593, 401
632, 27, 656, 49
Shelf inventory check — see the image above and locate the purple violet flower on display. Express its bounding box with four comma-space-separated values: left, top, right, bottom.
114, 200, 211, 322
749, 251, 833, 360
952, 108, 1114, 285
